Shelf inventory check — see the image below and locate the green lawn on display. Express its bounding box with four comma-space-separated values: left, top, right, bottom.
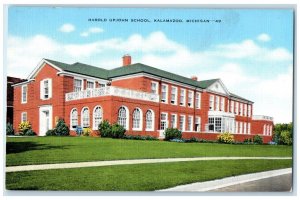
6, 136, 292, 166
6, 159, 292, 191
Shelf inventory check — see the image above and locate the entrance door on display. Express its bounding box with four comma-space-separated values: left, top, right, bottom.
39, 105, 53, 136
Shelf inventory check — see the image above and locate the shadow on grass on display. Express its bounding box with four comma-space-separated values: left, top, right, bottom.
6, 142, 71, 154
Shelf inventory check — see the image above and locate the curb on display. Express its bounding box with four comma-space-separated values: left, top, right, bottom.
158, 168, 292, 192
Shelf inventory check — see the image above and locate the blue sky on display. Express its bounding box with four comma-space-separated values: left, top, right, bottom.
6, 6, 294, 123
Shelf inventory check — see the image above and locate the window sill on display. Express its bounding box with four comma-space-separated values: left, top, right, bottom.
132, 128, 142, 131
145, 129, 154, 132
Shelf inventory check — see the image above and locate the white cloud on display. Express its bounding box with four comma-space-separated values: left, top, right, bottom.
80, 27, 104, 37
59, 23, 75, 33
257, 33, 271, 42
7, 32, 293, 123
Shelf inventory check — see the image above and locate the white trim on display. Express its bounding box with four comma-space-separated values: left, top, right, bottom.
170, 113, 177, 128
132, 107, 143, 131
151, 81, 159, 94
179, 88, 186, 107
160, 112, 168, 130
81, 107, 90, 128
12, 79, 35, 87
195, 116, 201, 132
118, 105, 130, 130
21, 85, 27, 104
93, 105, 103, 130
207, 79, 230, 95
74, 78, 84, 92
187, 90, 194, 108
179, 114, 186, 132
39, 105, 53, 136
70, 108, 79, 130
170, 86, 178, 105
161, 83, 168, 104
21, 112, 27, 122
40, 78, 52, 100
145, 109, 155, 131
187, 115, 194, 132
195, 92, 201, 109
57, 71, 108, 83
28, 59, 63, 80
209, 95, 214, 111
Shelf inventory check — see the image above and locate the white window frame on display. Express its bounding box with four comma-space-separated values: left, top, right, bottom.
180, 88, 186, 106
244, 104, 247, 117
235, 121, 238, 133
87, 80, 96, 90
221, 97, 225, 111
161, 84, 168, 103
248, 105, 251, 117
187, 116, 193, 132
21, 85, 27, 104
230, 101, 234, 113
263, 124, 266, 135
160, 112, 168, 130
195, 92, 201, 109
179, 115, 186, 132
40, 78, 52, 100
70, 108, 78, 130
74, 78, 84, 92
209, 95, 214, 110
21, 112, 27, 122
187, 91, 194, 108
170, 114, 177, 128
132, 108, 143, 131
247, 122, 251, 134
215, 96, 220, 111
235, 102, 239, 115
244, 122, 247, 134
239, 122, 243, 134
195, 116, 201, 132
151, 81, 159, 94
93, 106, 103, 130
145, 109, 155, 131
81, 107, 90, 128
170, 86, 178, 105
240, 103, 243, 116
118, 106, 129, 130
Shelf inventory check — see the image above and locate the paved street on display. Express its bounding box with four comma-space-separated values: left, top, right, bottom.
210, 173, 292, 192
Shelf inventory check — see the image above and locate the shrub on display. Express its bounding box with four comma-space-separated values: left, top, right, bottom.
23, 129, 36, 136
164, 128, 182, 141
243, 138, 252, 144
55, 119, 70, 136
217, 132, 234, 144
111, 123, 126, 138
18, 121, 31, 135
185, 137, 199, 143
6, 122, 14, 135
98, 120, 112, 137
253, 135, 263, 144
123, 135, 158, 141
46, 129, 57, 136
280, 131, 292, 145
75, 126, 83, 136
83, 127, 92, 136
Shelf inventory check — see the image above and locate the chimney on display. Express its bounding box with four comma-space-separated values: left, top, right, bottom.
191, 76, 198, 81
122, 54, 131, 66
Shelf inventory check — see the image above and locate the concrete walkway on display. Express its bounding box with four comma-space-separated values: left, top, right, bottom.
6, 156, 292, 172
158, 168, 292, 192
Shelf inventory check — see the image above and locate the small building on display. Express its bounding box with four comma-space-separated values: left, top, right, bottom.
12, 55, 274, 142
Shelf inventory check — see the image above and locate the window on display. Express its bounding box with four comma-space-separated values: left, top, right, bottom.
221, 97, 225, 111
248, 123, 251, 134
208, 117, 215, 132
230, 101, 234, 113
21, 85, 27, 103
151, 81, 158, 94
195, 117, 201, 132
215, 96, 219, 111
240, 103, 243, 116
235, 121, 238, 133
239, 122, 243, 134
40, 79, 52, 100
99, 83, 106, 88
187, 116, 193, 131
208, 117, 222, 132
170, 114, 177, 128
244, 104, 247, 117
269, 125, 272, 135
188, 91, 194, 108
209, 95, 214, 110
160, 113, 168, 130
146, 110, 154, 131
244, 122, 247, 134
215, 117, 222, 132
70, 109, 78, 129
263, 124, 266, 135
195, 92, 201, 109
171, 87, 178, 105
21, 112, 27, 122
180, 89, 186, 106
87, 81, 95, 89
118, 106, 128, 129
93, 106, 103, 130
74, 79, 83, 92
81, 107, 90, 128
248, 105, 251, 117
132, 108, 142, 130
179, 115, 185, 131
161, 84, 168, 103
235, 102, 239, 114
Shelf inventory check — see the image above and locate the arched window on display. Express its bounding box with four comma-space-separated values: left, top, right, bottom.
132, 108, 141, 130
93, 106, 103, 130
146, 110, 154, 131
118, 106, 128, 129
81, 107, 90, 128
70, 109, 78, 129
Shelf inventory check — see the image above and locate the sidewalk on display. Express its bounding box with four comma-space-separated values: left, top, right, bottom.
6, 156, 292, 172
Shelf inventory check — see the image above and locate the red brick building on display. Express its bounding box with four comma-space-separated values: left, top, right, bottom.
12, 55, 274, 142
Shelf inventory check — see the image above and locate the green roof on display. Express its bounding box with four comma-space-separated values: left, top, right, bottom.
230, 93, 253, 103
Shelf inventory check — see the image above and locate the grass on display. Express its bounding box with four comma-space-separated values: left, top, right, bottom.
6, 136, 292, 166
6, 159, 292, 191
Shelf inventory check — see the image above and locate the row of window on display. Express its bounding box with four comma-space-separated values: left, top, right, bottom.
209, 94, 251, 117
151, 81, 201, 108
207, 117, 251, 134
160, 113, 202, 132
263, 124, 273, 136
73, 78, 106, 92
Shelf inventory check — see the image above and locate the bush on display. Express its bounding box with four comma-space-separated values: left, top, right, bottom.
98, 120, 112, 137
243, 138, 252, 144
55, 119, 70, 136
111, 123, 126, 138
46, 129, 56, 136
23, 129, 36, 136
253, 135, 263, 144
123, 135, 158, 141
185, 137, 199, 143
217, 132, 234, 144
75, 126, 83, 136
82, 127, 92, 136
280, 131, 292, 145
6, 122, 14, 135
18, 121, 31, 135
164, 128, 182, 141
